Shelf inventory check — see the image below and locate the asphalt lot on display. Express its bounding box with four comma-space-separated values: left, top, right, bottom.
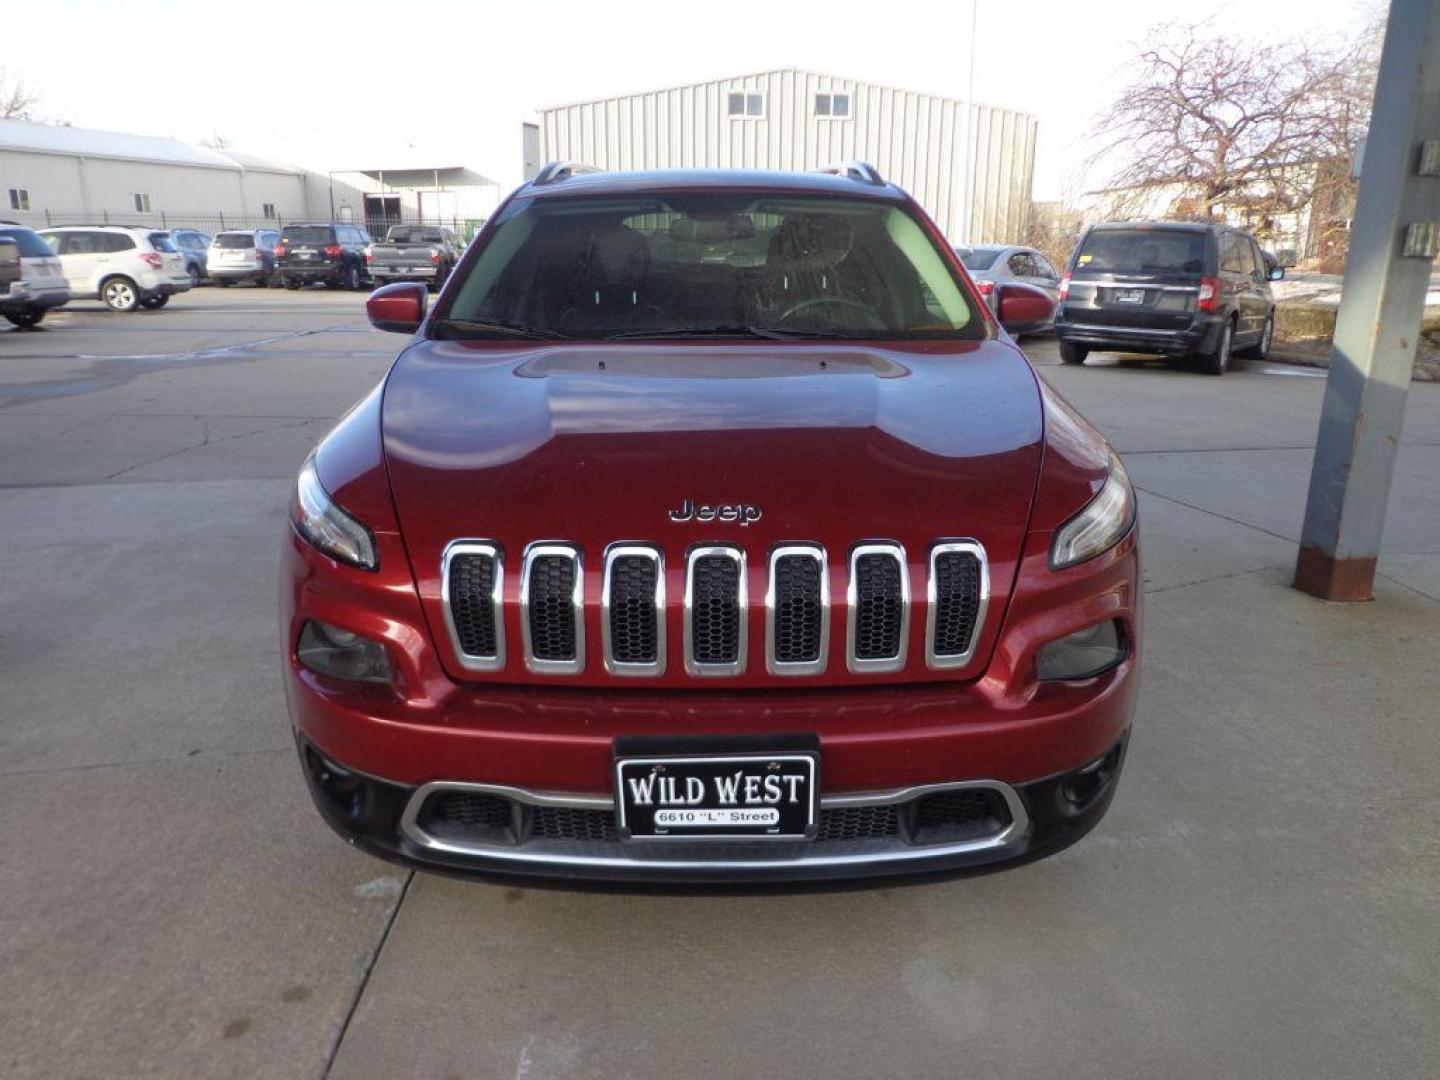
2, 289, 1437, 1079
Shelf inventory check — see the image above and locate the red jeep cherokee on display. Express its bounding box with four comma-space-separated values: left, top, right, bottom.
282, 162, 1139, 886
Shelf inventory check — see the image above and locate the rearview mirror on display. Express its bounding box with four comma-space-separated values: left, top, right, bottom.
996, 282, 1054, 332
1268, 265, 1285, 281
366, 281, 427, 334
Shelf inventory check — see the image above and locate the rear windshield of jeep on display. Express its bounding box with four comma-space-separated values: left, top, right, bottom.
439, 192, 981, 340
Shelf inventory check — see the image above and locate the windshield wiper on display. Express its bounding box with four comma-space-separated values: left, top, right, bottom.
432, 318, 569, 341
602, 325, 854, 341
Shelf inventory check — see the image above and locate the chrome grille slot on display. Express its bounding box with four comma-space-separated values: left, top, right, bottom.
441, 541, 505, 671
602, 545, 665, 676
685, 546, 746, 676
766, 545, 828, 675
520, 544, 584, 674
847, 543, 908, 673
927, 541, 989, 668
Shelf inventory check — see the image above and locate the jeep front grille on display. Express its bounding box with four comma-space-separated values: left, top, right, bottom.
442, 537, 987, 679
602, 545, 665, 676
520, 544, 584, 674
685, 546, 746, 675
441, 542, 505, 671
847, 544, 909, 672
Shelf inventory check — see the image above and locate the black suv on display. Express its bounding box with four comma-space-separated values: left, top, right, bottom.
276, 223, 373, 290
1053, 221, 1282, 375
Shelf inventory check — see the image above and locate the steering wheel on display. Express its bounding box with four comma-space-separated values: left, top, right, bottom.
776, 297, 886, 331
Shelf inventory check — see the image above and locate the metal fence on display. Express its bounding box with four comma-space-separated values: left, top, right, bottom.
4, 209, 488, 242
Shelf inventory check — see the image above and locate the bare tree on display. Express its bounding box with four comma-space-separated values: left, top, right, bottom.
1087, 20, 1379, 219
1, 68, 41, 120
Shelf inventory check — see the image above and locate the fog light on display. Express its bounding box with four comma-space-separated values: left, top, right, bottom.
297, 620, 391, 684
1036, 620, 1126, 681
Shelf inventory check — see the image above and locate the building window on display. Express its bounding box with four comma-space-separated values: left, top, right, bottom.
262, 203, 276, 219
133, 193, 152, 213
8, 188, 29, 211
815, 92, 851, 118
727, 91, 764, 118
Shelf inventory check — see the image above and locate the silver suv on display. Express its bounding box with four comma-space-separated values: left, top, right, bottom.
38, 226, 193, 311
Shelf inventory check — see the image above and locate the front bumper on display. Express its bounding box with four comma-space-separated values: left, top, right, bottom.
297, 730, 1129, 887
1055, 316, 1222, 356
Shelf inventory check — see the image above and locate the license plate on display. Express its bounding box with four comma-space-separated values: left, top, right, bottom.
297, 251, 313, 260
1114, 288, 1145, 304
616, 752, 819, 839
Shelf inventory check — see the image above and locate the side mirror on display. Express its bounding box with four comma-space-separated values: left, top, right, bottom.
366, 281, 427, 334
1268, 265, 1285, 281
996, 281, 1054, 331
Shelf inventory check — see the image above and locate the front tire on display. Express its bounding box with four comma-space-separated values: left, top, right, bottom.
4, 306, 44, 328
216, 278, 232, 288
140, 294, 169, 309
285, 278, 301, 290
1059, 341, 1089, 366
101, 277, 140, 312
1200, 319, 1234, 376
345, 264, 362, 291
187, 265, 201, 289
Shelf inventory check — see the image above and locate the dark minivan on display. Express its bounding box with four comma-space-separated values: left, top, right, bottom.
276, 223, 372, 290
1053, 221, 1283, 375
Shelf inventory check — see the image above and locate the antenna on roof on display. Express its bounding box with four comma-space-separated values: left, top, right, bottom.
532, 161, 603, 185
813, 161, 885, 186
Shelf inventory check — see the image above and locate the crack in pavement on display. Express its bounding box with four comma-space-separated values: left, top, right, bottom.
1133, 484, 1297, 544
100, 416, 317, 481
0, 745, 292, 779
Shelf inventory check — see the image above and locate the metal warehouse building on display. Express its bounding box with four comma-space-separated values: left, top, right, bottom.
0, 118, 359, 232
539, 68, 1037, 244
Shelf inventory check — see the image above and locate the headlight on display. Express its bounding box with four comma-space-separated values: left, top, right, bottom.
1036, 620, 1127, 681
293, 454, 377, 570
297, 620, 391, 683
1050, 454, 1135, 569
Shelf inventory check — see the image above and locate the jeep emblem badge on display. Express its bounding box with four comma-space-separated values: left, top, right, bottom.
667, 499, 762, 526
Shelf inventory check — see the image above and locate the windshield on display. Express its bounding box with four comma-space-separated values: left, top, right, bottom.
441, 193, 980, 340
957, 246, 1003, 271
282, 227, 334, 245
388, 226, 444, 243
1076, 228, 1206, 275
214, 233, 256, 249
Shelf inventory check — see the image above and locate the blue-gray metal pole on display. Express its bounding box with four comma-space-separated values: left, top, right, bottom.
1295, 0, 1440, 601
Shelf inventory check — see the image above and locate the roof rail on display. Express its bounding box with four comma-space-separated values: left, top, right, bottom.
814, 160, 885, 186
532, 160, 604, 185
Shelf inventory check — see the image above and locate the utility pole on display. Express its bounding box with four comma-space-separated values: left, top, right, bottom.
1294, 0, 1440, 602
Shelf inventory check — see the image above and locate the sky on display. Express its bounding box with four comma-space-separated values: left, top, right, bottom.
7, 0, 1377, 201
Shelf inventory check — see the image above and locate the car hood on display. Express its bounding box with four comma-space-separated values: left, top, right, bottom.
382, 338, 1044, 687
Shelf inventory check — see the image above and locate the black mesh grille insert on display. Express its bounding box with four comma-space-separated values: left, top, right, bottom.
816, 804, 901, 842
691, 554, 741, 665
422, 790, 515, 842
527, 553, 577, 661
933, 550, 982, 658
909, 787, 1011, 844
853, 551, 904, 660
532, 806, 618, 842
608, 554, 659, 665
448, 552, 498, 657
773, 553, 824, 665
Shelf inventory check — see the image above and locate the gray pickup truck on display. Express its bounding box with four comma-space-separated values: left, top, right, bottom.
367, 225, 463, 291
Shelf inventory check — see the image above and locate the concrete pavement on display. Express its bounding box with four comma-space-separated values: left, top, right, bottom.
1, 294, 1436, 1078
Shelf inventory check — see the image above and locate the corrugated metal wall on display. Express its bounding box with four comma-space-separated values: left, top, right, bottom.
539, 69, 1036, 244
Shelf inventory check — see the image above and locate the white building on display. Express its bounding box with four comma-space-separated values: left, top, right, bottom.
328, 164, 501, 241
0, 118, 354, 232
538, 68, 1038, 244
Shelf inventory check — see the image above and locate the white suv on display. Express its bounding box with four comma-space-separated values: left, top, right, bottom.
37, 226, 193, 311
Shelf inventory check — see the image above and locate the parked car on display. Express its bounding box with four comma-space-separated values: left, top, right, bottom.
367, 224, 463, 291
276, 223, 372, 289
0, 223, 72, 327
169, 228, 213, 286
0, 236, 20, 315
954, 244, 1062, 332
1053, 220, 1282, 375
283, 162, 1140, 887
37, 225, 192, 311
210, 229, 281, 287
